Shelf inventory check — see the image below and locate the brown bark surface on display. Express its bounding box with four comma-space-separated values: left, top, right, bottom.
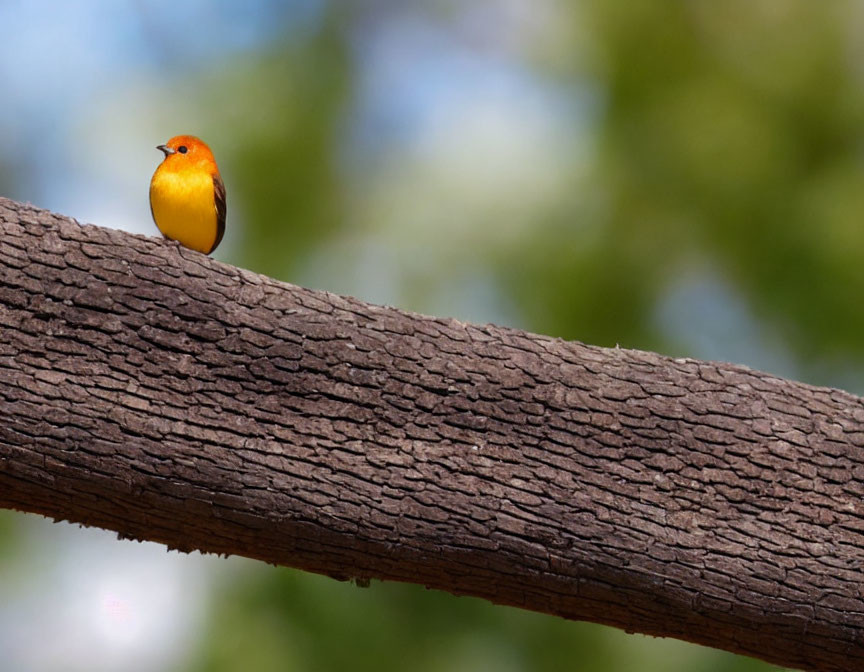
0, 196, 862, 671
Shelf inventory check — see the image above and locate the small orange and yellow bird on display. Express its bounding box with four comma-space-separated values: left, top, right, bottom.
149, 135, 226, 255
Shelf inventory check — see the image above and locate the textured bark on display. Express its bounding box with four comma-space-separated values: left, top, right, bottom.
0, 196, 862, 671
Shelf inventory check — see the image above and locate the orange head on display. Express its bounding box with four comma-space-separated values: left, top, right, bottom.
156, 135, 220, 175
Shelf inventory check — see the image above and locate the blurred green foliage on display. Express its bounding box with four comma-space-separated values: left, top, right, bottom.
192, 568, 774, 672
0, 511, 21, 562
512, 1, 864, 373
201, 12, 352, 280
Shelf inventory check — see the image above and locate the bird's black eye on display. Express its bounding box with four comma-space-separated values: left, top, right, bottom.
178, 145, 188, 154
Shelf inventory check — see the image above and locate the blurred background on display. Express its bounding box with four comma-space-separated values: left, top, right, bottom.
2, 0, 861, 670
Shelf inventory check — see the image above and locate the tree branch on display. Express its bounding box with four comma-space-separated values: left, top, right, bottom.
0, 196, 861, 671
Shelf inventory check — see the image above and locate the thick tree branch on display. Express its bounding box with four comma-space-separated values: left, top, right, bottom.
0, 196, 861, 671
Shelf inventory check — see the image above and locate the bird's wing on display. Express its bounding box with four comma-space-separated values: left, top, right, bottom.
210, 173, 227, 254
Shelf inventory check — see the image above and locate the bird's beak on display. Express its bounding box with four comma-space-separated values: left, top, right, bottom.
157, 144, 176, 156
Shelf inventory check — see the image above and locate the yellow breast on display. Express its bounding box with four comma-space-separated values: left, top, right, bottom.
149, 167, 219, 254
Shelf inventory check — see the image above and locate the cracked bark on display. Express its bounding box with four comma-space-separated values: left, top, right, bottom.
0, 195, 862, 671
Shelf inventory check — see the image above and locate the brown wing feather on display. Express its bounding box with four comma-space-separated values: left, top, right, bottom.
210, 174, 227, 254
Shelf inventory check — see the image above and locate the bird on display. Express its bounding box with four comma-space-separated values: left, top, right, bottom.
149, 135, 226, 255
